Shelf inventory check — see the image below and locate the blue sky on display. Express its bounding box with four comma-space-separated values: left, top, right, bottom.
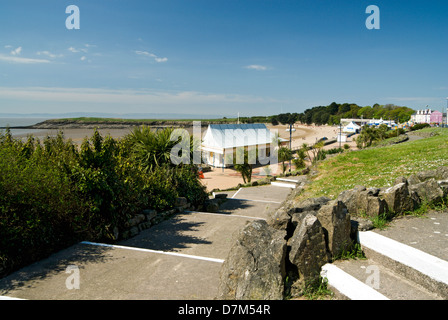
1, 0, 447, 118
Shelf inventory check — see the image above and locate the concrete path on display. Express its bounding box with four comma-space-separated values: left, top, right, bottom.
0, 184, 290, 300
323, 210, 448, 300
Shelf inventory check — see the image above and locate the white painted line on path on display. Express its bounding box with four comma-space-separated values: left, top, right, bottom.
231, 188, 242, 199
191, 211, 266, 221
359, 231, 448, 286
321, 264, 389, 300
271, 181, 296, 189
81, 241, 224, 264
229, 198, 282, 204
0, 296, 25, 300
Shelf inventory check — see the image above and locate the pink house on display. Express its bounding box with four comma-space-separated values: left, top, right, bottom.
430, 111, 443, 124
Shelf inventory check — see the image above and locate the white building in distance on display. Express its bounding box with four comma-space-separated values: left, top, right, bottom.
201, 124, 282, 168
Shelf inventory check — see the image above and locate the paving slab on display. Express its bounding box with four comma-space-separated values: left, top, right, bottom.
0, 243, 221, 300
230, 184, 292, 203
331, 259, 442, 300
217, 199, 282, 219
119, 211, 261, 260
0, 184, 292, 300
372, 210, 448, 261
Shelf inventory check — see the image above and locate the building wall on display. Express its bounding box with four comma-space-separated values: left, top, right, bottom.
430, 111, 443, 124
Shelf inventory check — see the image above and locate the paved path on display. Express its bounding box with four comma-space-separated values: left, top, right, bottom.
324, 209, 448, 300
0, 185, 289, 300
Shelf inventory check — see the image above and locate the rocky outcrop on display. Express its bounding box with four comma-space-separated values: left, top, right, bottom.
316, 200, 352, 257
217, 220, 287, 300
338, 186, 387, 217
218, 166, 448, 300
287, 214, 329, 295
337, 166, 448, 217
219, 193, 351, 299
379, 182, 417, 214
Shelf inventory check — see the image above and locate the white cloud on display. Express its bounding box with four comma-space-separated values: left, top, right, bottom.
244, 64, 268, 71
135, 50, 168, 63
37, 51, 63, 59
0, 54, 50, 64
68, 46, 88, 53
155, 57, 168, 63
10, 47, 22, 56
80, 56, 87, 61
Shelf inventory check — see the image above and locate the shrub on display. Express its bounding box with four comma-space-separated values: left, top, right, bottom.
0, 128, 208, 277
410, 123, 431, 131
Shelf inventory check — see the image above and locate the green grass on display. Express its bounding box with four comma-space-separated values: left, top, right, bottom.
299, 128, 448, 201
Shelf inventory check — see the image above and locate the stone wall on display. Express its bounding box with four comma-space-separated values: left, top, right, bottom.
217, 166, 448, 300
119, 197, 191, 240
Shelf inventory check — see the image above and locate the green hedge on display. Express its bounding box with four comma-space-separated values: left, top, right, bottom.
0, 128, 207, 277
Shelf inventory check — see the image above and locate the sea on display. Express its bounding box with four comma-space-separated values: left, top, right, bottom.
0, 118, 49, 137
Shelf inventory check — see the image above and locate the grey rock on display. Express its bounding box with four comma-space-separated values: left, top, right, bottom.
409, 178, 444, 205
295, 196, 332, 213
338, 186, 386, 217
175, 197, 188, 207
379, 182, 416, 214
316, 200, 351, 257
213, 193, 228, 199
217, 220, 287, 300
287, 214, 330, 296
267, 207, 292, 231
417, 169, 438, 182
205, 200, 220, 213
143, 209, 157, 221
407, 174, 421, 186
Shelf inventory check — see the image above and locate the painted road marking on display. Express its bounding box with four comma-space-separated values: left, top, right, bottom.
231, 188, 242, 198
81, 241, 224, 264
190, 211, 266, 221
359, 231, 448, 285
321, 263, 389, 300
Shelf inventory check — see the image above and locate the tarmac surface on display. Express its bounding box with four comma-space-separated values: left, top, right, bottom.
0, 184, 289, 300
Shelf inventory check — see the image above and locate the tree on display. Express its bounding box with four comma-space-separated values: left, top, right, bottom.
270, 116, 279, 126
292, 148, 306, 170
233, 148, 253, 184
127, 126, 183, 172
278, 146, 292, 174
311, 141, 325, 164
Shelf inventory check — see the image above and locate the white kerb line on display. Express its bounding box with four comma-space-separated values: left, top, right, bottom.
81, 241, 224, 264
231, 188, 242, 198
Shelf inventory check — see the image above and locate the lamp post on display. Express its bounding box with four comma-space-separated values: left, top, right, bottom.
338, 123, 342, 149
289, 122, 292, 172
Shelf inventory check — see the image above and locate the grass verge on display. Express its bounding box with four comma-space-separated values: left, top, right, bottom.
297, 128, 448, 202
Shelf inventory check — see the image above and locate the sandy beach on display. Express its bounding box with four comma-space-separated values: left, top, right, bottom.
15, 123, 358, 192
201, 124, 359, 191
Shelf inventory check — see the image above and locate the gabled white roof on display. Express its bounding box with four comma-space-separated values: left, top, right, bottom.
344, 121, 361, 128
202, 124, 275, 151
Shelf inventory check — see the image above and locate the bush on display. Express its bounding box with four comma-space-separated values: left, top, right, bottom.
0, 128, 208, 277
410, 123, 431, 131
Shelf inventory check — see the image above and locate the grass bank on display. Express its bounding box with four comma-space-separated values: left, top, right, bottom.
298, 128, 448, 201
